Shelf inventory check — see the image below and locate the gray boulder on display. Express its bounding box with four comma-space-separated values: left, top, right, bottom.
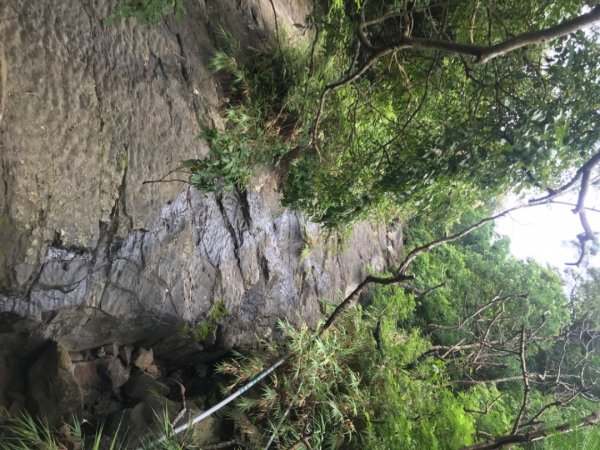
27, 342, 83, 426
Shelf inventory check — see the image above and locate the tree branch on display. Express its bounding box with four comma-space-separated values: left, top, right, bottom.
474, 6, 600, 64
526, 149, 600, 265
318, 272, 415, 336
529, 149, 600, 205
550, 201, 600, 214
312, 7, 600, 146
397, 205, 529, 274
319, 202, 546, 337
522, 389, 583, 429
511, 326, 530, 434
461, 411, 600, 450
461, 293, 527, 328
464, 394, 504, 415
379, 6, 600, 64
400, 282, 446, 298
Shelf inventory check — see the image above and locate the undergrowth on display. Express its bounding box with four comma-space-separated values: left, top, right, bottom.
107, 0, 186, 24
215, 285, 477, 449
180, 6, 435, 230
0, 409, 188, 450
183, 26, 321, 194
0, 413, 117, 450
181, 18, 399, 228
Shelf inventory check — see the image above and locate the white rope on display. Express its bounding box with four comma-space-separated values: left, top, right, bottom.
142, 354, 291, 448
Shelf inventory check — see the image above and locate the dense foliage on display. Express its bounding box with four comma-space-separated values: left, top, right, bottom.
185, 2, 600, 447
107, 0, 185, 24
186, 0, 600, 228
219, 216, 600, 449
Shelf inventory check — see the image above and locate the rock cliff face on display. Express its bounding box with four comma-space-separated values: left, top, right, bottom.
0, 0, 402, 416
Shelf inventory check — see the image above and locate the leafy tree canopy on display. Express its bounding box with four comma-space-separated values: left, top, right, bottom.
187, 1, 600, 230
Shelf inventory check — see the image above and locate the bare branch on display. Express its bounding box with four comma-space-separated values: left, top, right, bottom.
529, 150, 600, 204
318, 272, 415, 336
462, 293, 526, 327
512, 327, 530, 434
449, 376, 525, 386
550, 201, 600, 214
461, 411, 600, 450
143, 164, 190, 185
397, 204, 530, 274
474, 6, 600, 64
400, 282, 446, 298
522, 389, 583, 429
170, 380, 187, 428
362, 9, 404, 28
470, 302, 506, 364
468, 0, 481, 44
268, 0, 286, 75
526, 150, 600, 265
465, 393, 504, 415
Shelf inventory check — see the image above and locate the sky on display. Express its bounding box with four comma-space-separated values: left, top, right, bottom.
495, 190, 600, 270
494, 13, 600, 272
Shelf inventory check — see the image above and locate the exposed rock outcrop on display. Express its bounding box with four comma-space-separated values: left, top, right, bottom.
0, 184, 401, 353
0, 0, 311, 292
0, 0, 403, 429
27, 342, 83, 426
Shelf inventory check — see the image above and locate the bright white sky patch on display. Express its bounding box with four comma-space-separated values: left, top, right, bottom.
494, 4, 600, 271
496, 191, 600, 269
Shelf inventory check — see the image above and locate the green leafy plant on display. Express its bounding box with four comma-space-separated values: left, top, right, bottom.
185, 23, 354, 223
179, 300, 228, 343
186, 2, 600, 231
298, 222, 320, 262
107, 0, 185, 24
216, 285, 482, 449
0, 412, 122, 450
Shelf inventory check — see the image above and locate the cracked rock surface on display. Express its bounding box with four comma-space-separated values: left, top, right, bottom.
0, 0, 402, 391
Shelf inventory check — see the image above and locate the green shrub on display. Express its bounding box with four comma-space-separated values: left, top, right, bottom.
0, 409, 188, 449
107, 0, 185, 24
216, 286, 479, 449
179, 300, 228, 343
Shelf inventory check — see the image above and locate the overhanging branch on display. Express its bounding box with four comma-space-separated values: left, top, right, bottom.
312, 6, 600, 146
